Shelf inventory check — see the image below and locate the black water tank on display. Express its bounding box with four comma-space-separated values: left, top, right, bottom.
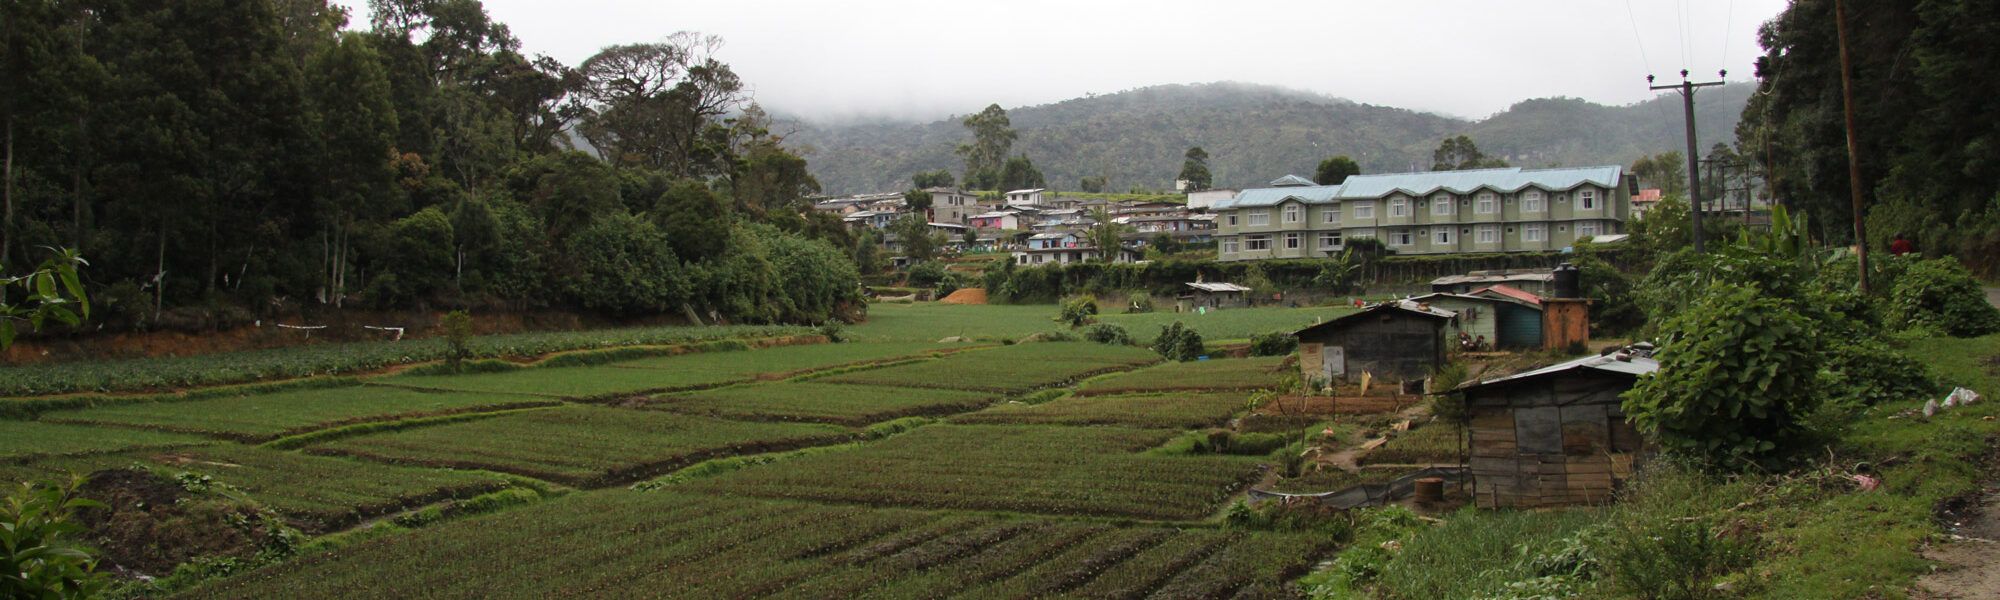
1552, 263, 1580, 299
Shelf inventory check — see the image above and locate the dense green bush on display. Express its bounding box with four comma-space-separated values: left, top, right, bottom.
560, 213, 690, 315
906, 260, 949, 288
1624, 281, 1821, 467
1886, 256, 2000, 337
1081, 323, 1133, 345
1053, 295, 1099, 328
1153, 321, 1206, 362
1248, 330, 1297, 357
1, 478, 110, 599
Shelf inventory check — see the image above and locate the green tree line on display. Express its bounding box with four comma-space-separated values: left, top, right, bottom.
0, 0, 858, 331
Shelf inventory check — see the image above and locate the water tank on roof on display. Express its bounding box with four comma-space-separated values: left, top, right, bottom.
1552, 263, 1581, 299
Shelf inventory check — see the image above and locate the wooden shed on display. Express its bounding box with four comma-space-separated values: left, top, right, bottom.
1406, 293, 1544, 350
1179, 281, 1252, 311
1456, 350, 1658, 508
1295, 300, 1453, 383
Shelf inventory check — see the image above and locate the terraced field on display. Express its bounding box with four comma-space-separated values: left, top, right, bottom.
173, 493, 1332, 600
682, 424, 1263, 520
647, 382, 1000, 425
953, 392, 1251, 429
2, 333, 1326, 598
38, 386, 556, 441
305, 405, 852, 487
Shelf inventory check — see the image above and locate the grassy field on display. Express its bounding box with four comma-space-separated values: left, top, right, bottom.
817, 342, 1157, 394
146, 445, 513, 533
303, 405, 852, 487
38, 386, 556, 441
953, 392, 1251, 430
1076, 355, 1287, 395
682, 424, 1263, 520
847, 302, 1357, 344
172, 492, 1328, 600
646, 382, 1000, 425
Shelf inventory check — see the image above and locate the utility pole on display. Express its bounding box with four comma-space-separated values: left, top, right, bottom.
1651, 70, 1727, 253
1836, 0, 1871, 294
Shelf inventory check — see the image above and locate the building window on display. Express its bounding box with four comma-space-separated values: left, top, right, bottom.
1354, 202, 1375, 219
1478, 224, 1498, 243
1349, 229, 1375, 239
1244, 235, 1272, 250
1580, 189, 1598, 210
1434, 228, 1452, 245
1389, 197, 1409, 217
1556, 193, 1568, 203
1579, 221, 1600, 237
1248, 211, 1270, 226
1284, 232, 1302, 249
1222, 238, 1239, 254
1432, 194, 1454, 215
1476, 193, 1497, 214
1227, 214, 1238, 226
1322, 206, 1341, 224
1319, 231, 1341, 248
1522, 191, 1544, 212
1391, 230, 1413, 246
1524, 224, 1546, 242
1283, 205, 1302, 223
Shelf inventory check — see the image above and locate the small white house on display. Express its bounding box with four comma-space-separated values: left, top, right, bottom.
1005, 188, 1045, 206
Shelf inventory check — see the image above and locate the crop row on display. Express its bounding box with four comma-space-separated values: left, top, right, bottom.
816, 343, 1151, 394
682, 424, 1264, 520
0, 420, 214, 462
953, 392, 1251, 430
646, 382, 999, 425
1076, 355, 1287, 396
0, 324, 808, 397
304, 405, 852, 487
377, 341, 965, 401
38, 386, 555, 442
172, 492, 1331, 600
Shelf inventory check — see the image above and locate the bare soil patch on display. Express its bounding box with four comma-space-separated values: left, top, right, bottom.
938, 288, 988, 305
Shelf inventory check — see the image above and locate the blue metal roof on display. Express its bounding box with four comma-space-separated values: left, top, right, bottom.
1269, 174, 1318, 187
1217, 166, 1624, 209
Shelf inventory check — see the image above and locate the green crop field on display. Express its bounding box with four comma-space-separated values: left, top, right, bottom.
38, 386, 556, 441
683, 424, 1262, 520
847, 302, 1357, 344
0, 420, 213, 461
817, 342, 1156, 394
305, 405, 851, 487
647, 382, 999, 425
1076, 356, 1286, 395
378, 341, 965, 400
953, 392, 1251, 430
0, 324, 807, 397
171, 492, 1328, 600
143, 445, 511, 533
1357, 422, 1463, 466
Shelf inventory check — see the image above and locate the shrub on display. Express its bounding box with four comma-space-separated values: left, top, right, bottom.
1081, 323, 1133, 345
1153, 321, 1206, 362
1248, 330, 1297, 357
2, 477, 111, 599
1623, 281, 1821, 468
1053, 295, 1099, 328
906, 260, 949, 288
441, 311, 474, 374
1886, 256, 2000, 337
1126, 293, 1155, 313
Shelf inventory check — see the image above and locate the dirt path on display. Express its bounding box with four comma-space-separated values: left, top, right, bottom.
1911, 477, 2000, 599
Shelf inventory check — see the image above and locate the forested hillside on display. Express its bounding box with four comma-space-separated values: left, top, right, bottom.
787, 81, 1753, 194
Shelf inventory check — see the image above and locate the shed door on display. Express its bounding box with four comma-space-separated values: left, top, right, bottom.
1497, 304, 1543, 349
1323, 346, 1344, 378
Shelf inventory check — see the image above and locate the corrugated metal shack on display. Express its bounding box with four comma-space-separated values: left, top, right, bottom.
1180, 281, 1252, 311
1295, 300, 1453, 383
1406, 292, 1544, 350
1456, 349, 1658, 508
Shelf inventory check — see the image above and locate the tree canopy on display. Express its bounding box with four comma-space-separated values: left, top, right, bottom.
955, 103, 1016, 190
1177, 146, 1212, 191
1430, 135, 1509, 171
1314, 156, 1360, 185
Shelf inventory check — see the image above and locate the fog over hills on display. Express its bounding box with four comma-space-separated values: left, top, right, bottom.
779, 81, 1754, 195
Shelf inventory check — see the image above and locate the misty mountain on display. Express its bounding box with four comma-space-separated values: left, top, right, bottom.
781, 81, 1753, 195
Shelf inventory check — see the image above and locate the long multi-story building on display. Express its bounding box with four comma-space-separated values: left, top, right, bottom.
1212, 167, 1635, 261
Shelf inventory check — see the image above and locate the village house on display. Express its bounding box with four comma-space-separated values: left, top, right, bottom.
1405, 292, 1545, 350
1178, 281, 1252, 311
1213, 167, 1637, 261
842, 210, 901, 229
1005, 188, 1045, 206
1293, 300, 1454, 383
924, 187, 980, 224
1011, 231, 1136, 265
1185, 188, 1239, 211
1457, 347, 1657, 508
967, 210, 1026, 230
1430, 270, 1557, 296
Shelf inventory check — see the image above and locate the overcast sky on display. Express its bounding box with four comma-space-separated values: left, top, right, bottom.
331, 0, 1786, 123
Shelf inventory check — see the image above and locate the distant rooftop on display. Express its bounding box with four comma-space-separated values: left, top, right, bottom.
1220, 166, 1626, 209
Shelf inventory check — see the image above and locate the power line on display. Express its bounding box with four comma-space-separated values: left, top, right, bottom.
1719, 0, 1737, 72
1624, 0, 1654, 74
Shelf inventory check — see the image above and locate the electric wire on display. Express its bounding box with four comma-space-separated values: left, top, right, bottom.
1625, 0, 1655, 75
